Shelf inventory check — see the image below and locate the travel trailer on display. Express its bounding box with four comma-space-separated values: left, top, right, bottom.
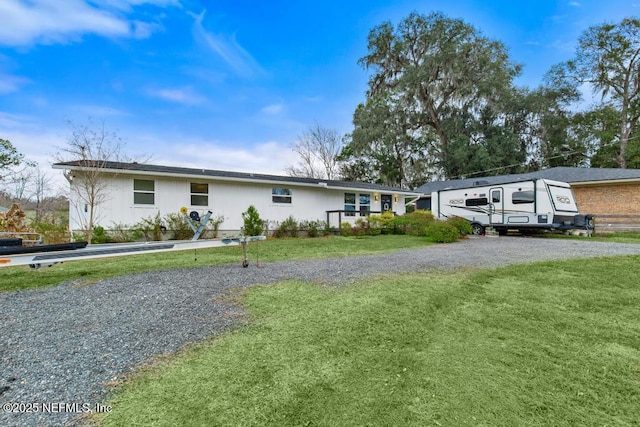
431, 178, 594, 235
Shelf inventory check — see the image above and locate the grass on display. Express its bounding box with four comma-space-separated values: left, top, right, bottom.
97, 255, 640, 426
542, 230, 640, 243
592, 231, 640, 243
0, 235, 429, 293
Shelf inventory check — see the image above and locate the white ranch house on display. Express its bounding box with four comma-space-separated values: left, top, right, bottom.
53, 161, 421, 235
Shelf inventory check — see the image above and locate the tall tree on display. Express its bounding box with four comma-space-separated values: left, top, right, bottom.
522, 86, 588, 170
0, 138, 25, 181
54, 120, 130, 243
347, 89, 437, 188
546, 17, 640, 168
351, 11, 523, 180
286, 123, 343, 180
573, 106, 640, 168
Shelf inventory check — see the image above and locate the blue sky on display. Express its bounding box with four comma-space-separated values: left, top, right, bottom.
0, 0, 637, 191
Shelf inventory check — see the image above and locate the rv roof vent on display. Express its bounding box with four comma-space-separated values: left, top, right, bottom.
473, 180, 489, 187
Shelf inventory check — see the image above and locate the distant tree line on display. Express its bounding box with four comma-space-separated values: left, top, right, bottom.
288, 13, 640, 189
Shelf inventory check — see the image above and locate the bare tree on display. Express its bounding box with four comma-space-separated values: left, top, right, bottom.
54, 119, 131, 243
30, 167, 54, 222
286, 123, 343, 179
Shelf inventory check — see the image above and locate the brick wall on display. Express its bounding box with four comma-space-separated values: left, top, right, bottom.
573, 183, 640, 232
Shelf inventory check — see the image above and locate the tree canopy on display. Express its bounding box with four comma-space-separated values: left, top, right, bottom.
341, 12, 527, 182
544, 18, 640, 168
334, 12, 640, 188
0, 138, 25, 180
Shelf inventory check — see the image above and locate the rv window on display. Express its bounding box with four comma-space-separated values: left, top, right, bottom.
512, 191, 534, 204
465, 197, 488, 207
492, 190, 500, 203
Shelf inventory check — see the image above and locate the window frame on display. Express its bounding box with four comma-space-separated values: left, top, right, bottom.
465, 197, 488, 207
190, 182, 209, 206
344, 192, 356, 217
359, 193, 371, 216
133, 179, 155, 205
272, 187, 292, 204
512, 190, 535, 204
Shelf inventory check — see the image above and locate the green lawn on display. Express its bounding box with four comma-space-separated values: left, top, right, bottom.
97, 255, 640, 426
0, 235, 429, 293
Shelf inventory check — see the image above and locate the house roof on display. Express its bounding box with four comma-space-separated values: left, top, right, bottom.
52, 160, 422, 195
416, 167, 640, 194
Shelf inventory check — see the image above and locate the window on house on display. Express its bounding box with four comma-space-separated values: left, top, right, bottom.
133, 179, 155, 205
272, 187, 292, 203
191, 183, 209, 206
513, 191, 535, 204
345, 193, 356, 216
359, 194, 371, 216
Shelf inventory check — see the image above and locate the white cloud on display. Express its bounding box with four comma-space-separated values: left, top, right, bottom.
191, 9, 266, 79
0, 111, 39, 129
91, 0, 181, 12
261, 103, 284, 115
67, 104, 129, 117
145, 86, 208, 105
134, 134, 298, 176
0, 72, 30, 94
0, 0, 178, 47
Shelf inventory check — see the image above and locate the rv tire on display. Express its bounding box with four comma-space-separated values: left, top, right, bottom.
471, 223, 484, 235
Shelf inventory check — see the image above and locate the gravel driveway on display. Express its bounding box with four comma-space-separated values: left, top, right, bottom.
2, 236, 640, 426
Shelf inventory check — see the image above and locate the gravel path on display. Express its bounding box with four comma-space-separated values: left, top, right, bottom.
2, 236, 640, 426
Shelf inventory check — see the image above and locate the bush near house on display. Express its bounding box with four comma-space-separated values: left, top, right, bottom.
242, 205, 264, 237
32, 221, 70, 244
366, 211, 396, 235
392, 209, 435, 236
298, 220, 328, 238
425, 220, 460, 243
274, 216, 299, 238
447, 216, 474, 236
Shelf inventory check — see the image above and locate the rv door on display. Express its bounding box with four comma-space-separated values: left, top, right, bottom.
490, 188, 504, 224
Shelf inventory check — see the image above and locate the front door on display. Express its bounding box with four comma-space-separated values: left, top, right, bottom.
490, 188, 504, 224
381, 194, 392, 212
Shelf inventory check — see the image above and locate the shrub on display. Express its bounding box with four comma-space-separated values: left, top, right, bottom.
164, 213, 193, 240
31, 221, 70, 244
205, 214, 224, 239
425, 221, 459, 243
91, 225, 109, 244
447, 216, 473, 236
242, 205, 264, 236
300, 220, 326, 238
392, 210, 434, 236
340, 222, 352, 237
352, 218, 368, 236
367, 211, 396, 235
108, 222, 141, 243
274, 216, 299, 238
133, 213, 166, 241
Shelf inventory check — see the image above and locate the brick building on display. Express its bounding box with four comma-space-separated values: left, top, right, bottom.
416, 167, 640, 232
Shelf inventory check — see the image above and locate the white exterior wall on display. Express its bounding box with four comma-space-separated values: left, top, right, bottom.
67, 172, 410, 233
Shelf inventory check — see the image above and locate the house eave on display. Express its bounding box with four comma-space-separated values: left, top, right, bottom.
51, 163, 420, 195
